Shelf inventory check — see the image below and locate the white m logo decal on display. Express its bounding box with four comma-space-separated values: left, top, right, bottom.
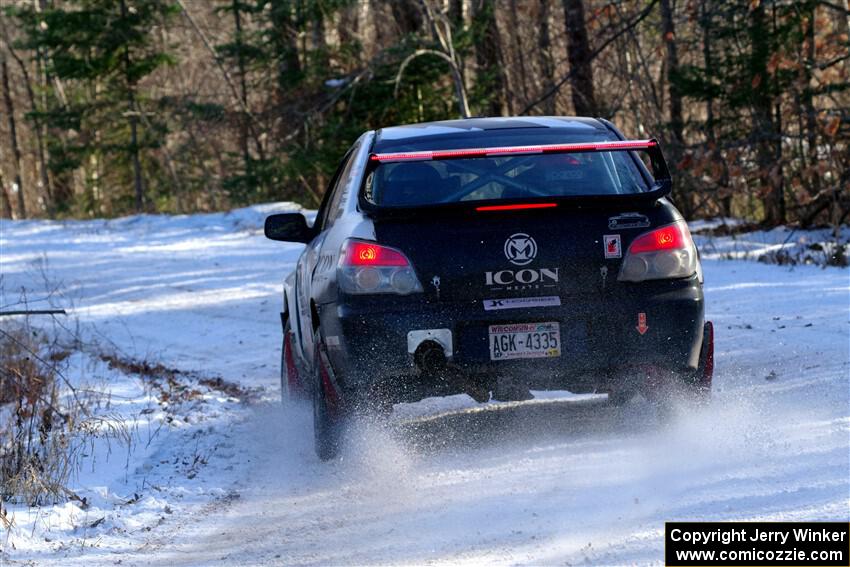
504, 233, 538, 266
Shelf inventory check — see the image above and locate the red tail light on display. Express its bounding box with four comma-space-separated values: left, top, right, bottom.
628, 223, 690, 254
343, 241, 410, 267
338, 239, 423, 295
618, 221, 699, 282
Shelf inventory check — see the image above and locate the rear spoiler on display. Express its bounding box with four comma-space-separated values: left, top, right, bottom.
363, 139, 672, 213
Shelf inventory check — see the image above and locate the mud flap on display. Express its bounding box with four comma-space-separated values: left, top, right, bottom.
313, 332, 344, 461
283, 329, 306, 398
317, 343, 340, 417
696, 321, 714, 392
639, 320, 713, 409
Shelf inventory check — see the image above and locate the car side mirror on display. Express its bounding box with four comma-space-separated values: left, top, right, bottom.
264, 213, 315, 243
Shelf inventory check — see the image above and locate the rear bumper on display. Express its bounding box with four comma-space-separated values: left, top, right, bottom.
319, 275, 704, 398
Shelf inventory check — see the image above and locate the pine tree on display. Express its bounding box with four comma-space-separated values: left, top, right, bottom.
11, 0, 177, 214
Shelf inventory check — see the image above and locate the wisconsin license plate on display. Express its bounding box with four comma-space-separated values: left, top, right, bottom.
488, 322, 561, 360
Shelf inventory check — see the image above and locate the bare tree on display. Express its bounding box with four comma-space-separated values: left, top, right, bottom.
1, 52, 25, 219
659, 0, 683, 144
525, 0, 658, 115
699, 1, 731, 218
0, 157, 11, 219
394, 1, 471, 118
0, 18, 52, 216
750, 2, 784, 225
117, 0, 146, 213
473, 0, 506, 116
562, 0, 596, 116
538, 0, 557, 114
231, 0, 253, 188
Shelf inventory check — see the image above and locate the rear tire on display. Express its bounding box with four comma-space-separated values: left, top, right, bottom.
311, 330, 343, 461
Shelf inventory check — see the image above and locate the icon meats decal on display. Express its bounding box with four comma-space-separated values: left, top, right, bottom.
488, 233, 558, 290
485, 268, 559, 289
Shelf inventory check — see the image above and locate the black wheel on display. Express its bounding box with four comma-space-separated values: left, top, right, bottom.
311, 330, 343, 461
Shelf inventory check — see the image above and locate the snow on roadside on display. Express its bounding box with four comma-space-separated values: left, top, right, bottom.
0, 205, 847, 565
1, 203, 304, 560
691, 220, 848, 267
1, 351, 246, 557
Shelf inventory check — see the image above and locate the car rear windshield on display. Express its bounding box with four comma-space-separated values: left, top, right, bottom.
364, 131, 653, 208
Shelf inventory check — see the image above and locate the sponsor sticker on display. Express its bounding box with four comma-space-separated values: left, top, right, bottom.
604, 234, 622, 259
483, 296, 561, 311
608, 212, 650, 230
504, 233, 538, 266
485, 267, 560, 290
636, 312, 649, 335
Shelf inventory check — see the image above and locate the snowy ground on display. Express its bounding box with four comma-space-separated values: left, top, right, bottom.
690, 218, 849, 266
0, 207, 847, 566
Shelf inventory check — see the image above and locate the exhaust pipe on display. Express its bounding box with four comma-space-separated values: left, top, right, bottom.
409, 335, 489, 402
413, 340, 447, 374
407, 329, 452, 373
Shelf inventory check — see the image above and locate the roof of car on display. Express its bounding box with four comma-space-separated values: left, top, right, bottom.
376, 116, 605, 140
373, 116, 613, 151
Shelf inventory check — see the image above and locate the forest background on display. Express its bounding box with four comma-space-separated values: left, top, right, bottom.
0, 0, 847, 228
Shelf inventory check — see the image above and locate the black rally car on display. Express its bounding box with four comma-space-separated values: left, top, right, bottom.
266, 117, 714, 460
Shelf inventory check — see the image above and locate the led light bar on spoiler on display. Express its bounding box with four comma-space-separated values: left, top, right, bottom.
369, 139, 658, 163
369, 138, 671, 191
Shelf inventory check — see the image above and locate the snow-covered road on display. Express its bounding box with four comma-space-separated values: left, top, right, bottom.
1, 207, 847, 565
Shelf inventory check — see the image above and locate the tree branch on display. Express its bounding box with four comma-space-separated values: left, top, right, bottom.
521, 0, 659, 115
175, 0, 264, 153
817, 1, 850, 15
394, 48, 470, 118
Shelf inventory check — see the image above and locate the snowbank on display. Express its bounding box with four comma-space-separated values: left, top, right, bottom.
691, 220, 849, 267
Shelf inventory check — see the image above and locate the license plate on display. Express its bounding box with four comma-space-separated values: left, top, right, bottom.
488, 322, 561, 360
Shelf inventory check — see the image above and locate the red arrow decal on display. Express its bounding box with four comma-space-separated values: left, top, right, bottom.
636, 312, 649, 335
